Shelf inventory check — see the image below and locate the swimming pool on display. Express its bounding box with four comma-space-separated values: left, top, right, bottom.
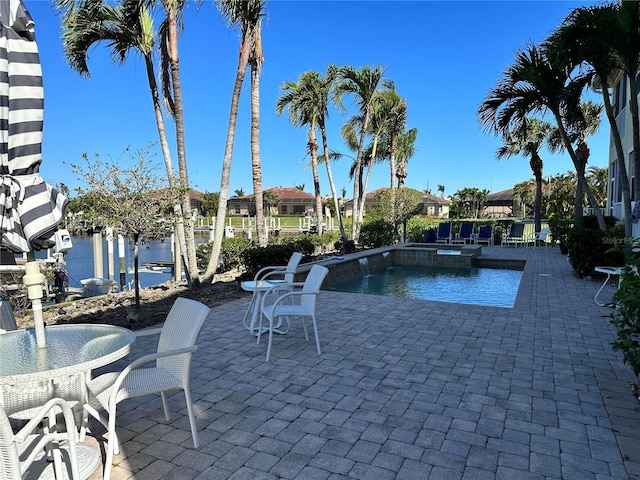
327, 264, 523, 308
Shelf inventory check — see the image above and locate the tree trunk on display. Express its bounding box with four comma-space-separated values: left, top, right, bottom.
202, 42, 249, 282
168, 15, 198, 285
133, 235, 140, 309
629, 76, 640, 204
250, 65, 267, 246
389, 136, 397, 221
144, 55, 187, 280
320, 126, 347, 239
308, 125, 323, 235
357, 136, 379, 230
351, 113, 371, 240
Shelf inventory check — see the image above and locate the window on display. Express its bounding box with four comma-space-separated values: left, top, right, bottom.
614, 75, 627, 117
293, 205, 305, 215
279, 205, 288, 215
234, 205, 241, 215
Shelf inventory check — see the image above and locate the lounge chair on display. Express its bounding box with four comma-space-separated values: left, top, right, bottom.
527, 227, 550, 249
435, 222, 452, 244
474, 225, 494, 245
451, 222, 474, 244
501, 223, 526, 247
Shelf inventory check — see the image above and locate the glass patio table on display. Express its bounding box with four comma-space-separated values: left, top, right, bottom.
0, 324, 135, 479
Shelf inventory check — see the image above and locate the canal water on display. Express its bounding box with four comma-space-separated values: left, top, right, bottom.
35, 233, 210, 290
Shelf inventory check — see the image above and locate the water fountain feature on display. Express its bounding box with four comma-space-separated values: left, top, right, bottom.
358, 257, 370, 276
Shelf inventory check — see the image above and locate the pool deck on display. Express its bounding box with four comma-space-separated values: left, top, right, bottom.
82, 245, 640, 479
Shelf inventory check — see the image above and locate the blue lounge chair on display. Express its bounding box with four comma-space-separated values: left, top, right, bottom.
474, 225, 493, 245
501, 223, 526, 247
451, 222, 474, 244
435, 222, 452, 243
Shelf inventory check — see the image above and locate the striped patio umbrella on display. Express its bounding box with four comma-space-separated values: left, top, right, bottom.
0, 0, 67, 254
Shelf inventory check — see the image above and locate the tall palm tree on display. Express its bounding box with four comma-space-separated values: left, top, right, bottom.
478, 42, 607, 231
547, 101, 603, 221
437, 184, 445, 198
333, 65, 386, 239
277, 70, 328, 235
58, 0, 190, 283
395, 128, 418, 188
204, 0, 265, 281
549, 1, 639, 237
154, 0, 199, 283
247, 3, 267, 246
494, 117, 552, 232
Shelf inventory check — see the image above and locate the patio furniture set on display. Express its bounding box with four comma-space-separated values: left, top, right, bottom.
429, 222, 550, 248
2, 252, 326, 479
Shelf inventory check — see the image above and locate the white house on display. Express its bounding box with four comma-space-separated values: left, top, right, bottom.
607, 70, 640, 237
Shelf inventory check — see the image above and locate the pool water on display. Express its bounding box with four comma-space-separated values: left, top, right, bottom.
328, 265, 522, 308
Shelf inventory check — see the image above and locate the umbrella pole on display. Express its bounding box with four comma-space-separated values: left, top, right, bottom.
24, 261, 46, 348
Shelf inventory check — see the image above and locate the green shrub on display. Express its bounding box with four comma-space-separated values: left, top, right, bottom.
548, 216, 572, 254
240, 238, 315, 279
196, 236, 250, 274
334, 238, 356, 254
567, 216, 624, 278
358, 219, 396, 248
610, 239, 640, 379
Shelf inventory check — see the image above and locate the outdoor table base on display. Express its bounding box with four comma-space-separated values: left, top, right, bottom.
25, 445, 99, 480
594, 266, 624, 306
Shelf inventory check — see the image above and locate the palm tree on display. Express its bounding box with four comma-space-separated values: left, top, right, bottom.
58, 0, 191, 283
247, 2, 267, 246
437, 185, 445, 198
478, 42, 607, 231
547, 101, 603, 222
588, 166, 609, 208
333, 65, 386, 239
276, 70, 327, 235
514, 180, 535, 218
233, 188, 245, 197
395, 128, 418, 188
494, 117, 552, 233
204, 0, 265, 282
154, 0, 199, 283
549, 2, 639, 237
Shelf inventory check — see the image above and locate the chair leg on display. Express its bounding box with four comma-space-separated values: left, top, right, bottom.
183, 388, 199, 448
161, 391, 171, 421
301, 316, 309, 341
312, 315, 321, 355
266, 317, 274, 361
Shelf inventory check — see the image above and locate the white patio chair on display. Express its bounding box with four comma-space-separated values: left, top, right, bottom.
258, 265, 329, 361
82, 297, 210, 480
1, 397, 81, 480
253, 251, 304, 284
527, 227, 550, 249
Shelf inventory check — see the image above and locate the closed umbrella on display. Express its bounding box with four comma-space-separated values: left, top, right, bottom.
0, 0, 67, 254
0, 0, 68, 347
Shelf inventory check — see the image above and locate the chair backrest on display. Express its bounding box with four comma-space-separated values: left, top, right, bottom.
509, 223, 525, 238
300, 265, 329, 310
437, 222, 451, 239
537, 227, 549, 241
478, 225, 492, 238
0, 404, 21, 480
157, 298, 211, 381
284, 252, 304, 283
458, 222, 474, 239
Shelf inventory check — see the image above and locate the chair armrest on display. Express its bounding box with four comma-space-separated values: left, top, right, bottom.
254, 265, 285, 281
260, 287, 317, 311
261, 269, 297, 281
135, 327, 163, 337
105, 346, 199, 411
15, 397, 76, 442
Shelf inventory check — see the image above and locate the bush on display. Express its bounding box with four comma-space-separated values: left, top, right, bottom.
358, 219, 396, 248
567, 216, 624, 278
334, 238, 356, 254
610, 239, 640, 379
548, 216, 572, 254
196, 237, 249, 273
241, 238, 315, 279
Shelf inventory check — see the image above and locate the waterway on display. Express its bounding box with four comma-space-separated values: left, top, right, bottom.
35, 232, 210, 290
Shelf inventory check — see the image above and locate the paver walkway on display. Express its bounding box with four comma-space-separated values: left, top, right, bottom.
83, 246, 640, 479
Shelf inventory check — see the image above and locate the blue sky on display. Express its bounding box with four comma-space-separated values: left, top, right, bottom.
31, 0, 607, 200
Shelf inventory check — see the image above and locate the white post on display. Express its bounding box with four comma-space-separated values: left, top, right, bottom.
106, 227, 115, 283
24, 261, 46, 348
93, 228, 103, 278
173, 233, 182, 282
118, 234, 126, 290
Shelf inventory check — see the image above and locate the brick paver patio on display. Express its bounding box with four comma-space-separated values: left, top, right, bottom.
83, 245, 640, 479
